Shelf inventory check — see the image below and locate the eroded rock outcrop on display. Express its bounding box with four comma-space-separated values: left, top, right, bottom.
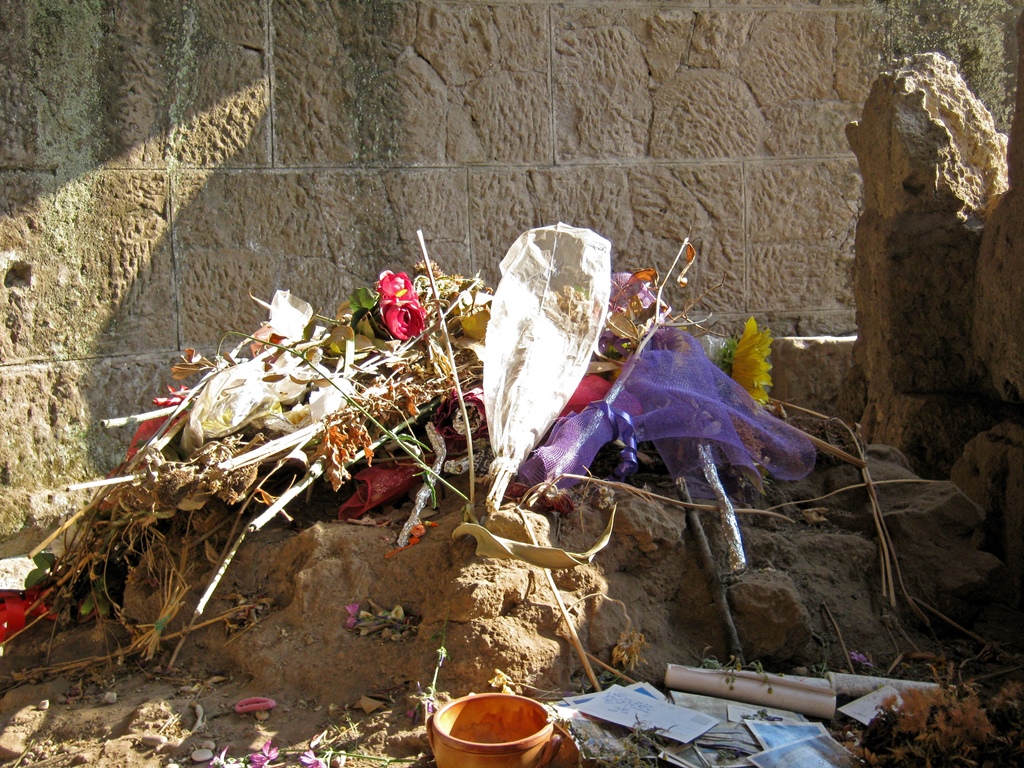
975, 12, 1024, 403
844, 53, 1010, 477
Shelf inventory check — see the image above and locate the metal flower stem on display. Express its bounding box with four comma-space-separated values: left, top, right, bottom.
698, 442, 747, 571
398, 423, 447, 548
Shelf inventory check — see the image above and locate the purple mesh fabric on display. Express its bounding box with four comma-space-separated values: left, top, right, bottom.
518, 327, 817, 499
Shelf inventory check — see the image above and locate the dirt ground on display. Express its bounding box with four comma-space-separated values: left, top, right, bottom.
1, 443, 1023, 767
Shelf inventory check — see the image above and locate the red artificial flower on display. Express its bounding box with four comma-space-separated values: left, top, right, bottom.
381, 301, 427, 340
377, 271, 416, 305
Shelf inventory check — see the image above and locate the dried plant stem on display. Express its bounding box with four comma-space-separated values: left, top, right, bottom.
247, 460, 324, 533
66, 475, 140, 492
417, 231, 477, 520
842, 424, 929, 624
216, 422, 324, 472
555, 474, 796, 522
821, 602, 855, 674
101, 405, 178, 430
762, 478, 939, 512
167, 461, 326, 668
770, 400, 867, 468
801, 432, 866, 468
677, 478, 744, 664
585, 651, 639, 685
910, 597, 988, 646
515, 507, 601, 692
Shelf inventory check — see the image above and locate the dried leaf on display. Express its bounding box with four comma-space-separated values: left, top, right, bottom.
357, 696, 385, 714
605, 312, 640, 342
204, 540, 220, 567
631, 267, 658, 284
461, 308, 490, 340
802, 507, 828, 525
453, 507, 615, 568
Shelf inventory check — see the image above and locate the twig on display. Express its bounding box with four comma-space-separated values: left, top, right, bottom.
970, 663, 1024, 682
886, 652, 905, 677
585, 652, 640, 685
910, 597, 988, 646
821, 602, 855, 674
101, 405, 178, 430
771, 400, 866, 468
417, 231, 477, 521
65, 474, 140, 492
843, 425, 929, 624
677, 479, 744, 664
801, 433, 866, 468
514, 507, 602, 692
556, 474, 796, 523
247, 460, 324, 533
216, 422, 324, 472
761, 479, 939, 512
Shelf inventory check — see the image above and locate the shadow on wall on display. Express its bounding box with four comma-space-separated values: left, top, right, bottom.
0, 1, 409, 537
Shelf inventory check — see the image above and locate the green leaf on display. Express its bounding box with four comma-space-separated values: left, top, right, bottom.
24, 552, 56, 589
349, 287, 379, 314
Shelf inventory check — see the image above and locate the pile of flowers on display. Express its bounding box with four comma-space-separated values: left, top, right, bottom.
21, 254, 787, 668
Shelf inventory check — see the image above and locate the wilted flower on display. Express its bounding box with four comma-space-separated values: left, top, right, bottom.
344, 603, 360, 629
850, 650, 872, 670
611, 629, 648, 671
249, 740, 278, 768
489, 669, 514, 694
299, 750, 326, 768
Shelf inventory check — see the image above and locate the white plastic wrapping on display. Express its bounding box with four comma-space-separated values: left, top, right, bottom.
181, 359, 282, 455
482, 223, 611, 514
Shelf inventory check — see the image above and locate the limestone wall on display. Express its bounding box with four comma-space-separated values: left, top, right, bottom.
0, 0, 1003, 537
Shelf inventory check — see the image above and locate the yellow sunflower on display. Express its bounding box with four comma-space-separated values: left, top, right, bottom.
730, 317, 773, 404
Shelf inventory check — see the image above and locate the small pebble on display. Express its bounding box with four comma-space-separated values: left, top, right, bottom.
254, 709, 269, 721
141, 734, 168, 748
191, 748, 214, 763
166, 764, 181, 768
101, 692, 117, 705
199, 740, 216, 752
36, 699, 50, 711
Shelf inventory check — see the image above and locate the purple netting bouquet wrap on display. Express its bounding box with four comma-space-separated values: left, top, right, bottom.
518, 326, 817, 499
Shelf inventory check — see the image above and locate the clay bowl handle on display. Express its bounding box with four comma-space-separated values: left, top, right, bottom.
537, 731, 562, 768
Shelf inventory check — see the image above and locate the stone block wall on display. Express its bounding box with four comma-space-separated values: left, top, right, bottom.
0, 0, 999, 537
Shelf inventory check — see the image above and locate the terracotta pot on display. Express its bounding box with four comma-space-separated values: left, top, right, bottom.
427, 693, 561, 768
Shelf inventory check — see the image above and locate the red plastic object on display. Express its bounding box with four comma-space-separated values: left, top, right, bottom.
338, 465, 417, 520
560, 375, 612, 418
0, 589, 56, 643
234, 697, 277, 713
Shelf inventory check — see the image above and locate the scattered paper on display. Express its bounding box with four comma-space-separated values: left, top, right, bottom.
837, 685, 901, 726
574, 685, 718, 744
562, 680, 664, 708
728, 703, 804, 725
746, 721, 831, 751
749, 734, 859, 768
